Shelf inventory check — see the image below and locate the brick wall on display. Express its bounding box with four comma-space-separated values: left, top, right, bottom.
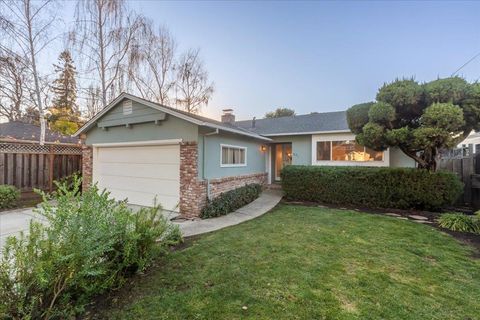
179, 142, 207, 218
82, 144, 93, 192
208, 172, 267, 200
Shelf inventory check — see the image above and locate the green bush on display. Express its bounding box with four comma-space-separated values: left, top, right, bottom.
201, 184, 262, 218
437, 212, 480, 234
0, 177, 182, 319
281, 166, 463, 210
0, 185, 19, 209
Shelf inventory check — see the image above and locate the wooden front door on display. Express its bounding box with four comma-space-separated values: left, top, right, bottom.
274, 143, 292, 181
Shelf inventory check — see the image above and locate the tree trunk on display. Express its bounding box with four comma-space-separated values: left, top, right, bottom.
98, 1, 107, 107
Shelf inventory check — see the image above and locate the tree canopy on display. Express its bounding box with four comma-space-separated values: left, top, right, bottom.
346, 77, 480, 170
265, 107, 295, 118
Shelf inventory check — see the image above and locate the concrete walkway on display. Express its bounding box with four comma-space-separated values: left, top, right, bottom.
0, 189, 283, 250
175, 189, 283, 237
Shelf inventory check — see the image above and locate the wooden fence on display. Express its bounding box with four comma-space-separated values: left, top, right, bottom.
0, 140, 82, 192
439, 145, 480, 208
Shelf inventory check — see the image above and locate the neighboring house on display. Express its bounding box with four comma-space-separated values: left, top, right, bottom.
75, 92, 415, 217
457, 131, 480, 153
0, 121, 79, 144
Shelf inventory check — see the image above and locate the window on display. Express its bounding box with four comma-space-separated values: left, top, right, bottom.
316, 140, 383, 161
221, 145, 246, 166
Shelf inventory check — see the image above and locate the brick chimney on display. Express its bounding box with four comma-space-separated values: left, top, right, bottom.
221, 109, 235, 124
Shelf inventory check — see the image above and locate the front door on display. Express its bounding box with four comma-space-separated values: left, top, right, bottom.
274, 143, 292, 181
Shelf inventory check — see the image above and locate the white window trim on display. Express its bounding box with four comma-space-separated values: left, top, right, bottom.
220, 144, 247, 167
311, 133, 390, 167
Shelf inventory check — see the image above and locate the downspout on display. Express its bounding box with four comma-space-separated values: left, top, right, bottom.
203, 129, 219, 199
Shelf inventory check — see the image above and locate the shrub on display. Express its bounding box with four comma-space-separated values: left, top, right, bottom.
0, 177, 182, 319
437, 212, 480, 234
0, 185, 19, 209
201, 184, 262, 218
281, 166, 463, 210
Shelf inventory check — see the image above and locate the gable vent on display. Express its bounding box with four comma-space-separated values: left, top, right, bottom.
123, 100, 133, 115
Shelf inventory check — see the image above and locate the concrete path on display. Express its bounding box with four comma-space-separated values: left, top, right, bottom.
175, 189, 283, 237
0, 208, 46, 249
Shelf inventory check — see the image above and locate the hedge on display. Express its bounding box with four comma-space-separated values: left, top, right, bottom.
201, 184, 262, 218
0, 185, 19, 209
281, 166, 463, 210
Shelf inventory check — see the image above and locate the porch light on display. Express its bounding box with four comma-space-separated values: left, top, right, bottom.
261, 145, 267, 152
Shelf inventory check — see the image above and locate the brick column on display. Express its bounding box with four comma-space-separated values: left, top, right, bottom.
80, 134, 93, 192
179, 142, 207, 218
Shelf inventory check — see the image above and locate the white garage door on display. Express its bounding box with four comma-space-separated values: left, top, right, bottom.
93, 143, 180, 211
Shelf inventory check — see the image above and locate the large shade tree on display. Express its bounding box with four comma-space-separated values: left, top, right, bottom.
346, 77, 480, 171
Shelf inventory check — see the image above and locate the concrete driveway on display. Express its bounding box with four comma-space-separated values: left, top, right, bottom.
0, 208, 45, 250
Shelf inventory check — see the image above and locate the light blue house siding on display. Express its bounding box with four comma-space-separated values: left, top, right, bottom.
85, 101, 198, 145
269, 135, 312, 165
198, 129, 267, 179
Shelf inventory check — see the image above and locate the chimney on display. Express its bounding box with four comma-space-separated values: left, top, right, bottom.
221, 108, 235, 124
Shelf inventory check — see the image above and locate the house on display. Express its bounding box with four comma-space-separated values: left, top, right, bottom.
75, 93, 415, 217
0, 121, 79, 144
457, 131, 480, 154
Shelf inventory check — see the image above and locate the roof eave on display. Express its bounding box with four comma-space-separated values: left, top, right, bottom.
261, 129, 351, 137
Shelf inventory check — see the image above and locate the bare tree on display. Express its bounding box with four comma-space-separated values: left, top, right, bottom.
128, 22, 176, 105
175, 49, 214, 114
73, 0, 144, 107
83, 84, 102, 120
0, 53, 32, 121
0, 0, 58, 144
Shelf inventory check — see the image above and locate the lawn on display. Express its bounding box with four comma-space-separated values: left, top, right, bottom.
90, 205, 480, 320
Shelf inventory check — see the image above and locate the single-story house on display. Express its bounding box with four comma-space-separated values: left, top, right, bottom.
0, 121, 80, 144
75, 92, 415, 217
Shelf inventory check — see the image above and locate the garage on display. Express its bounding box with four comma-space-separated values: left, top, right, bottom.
92, 141, 180, 211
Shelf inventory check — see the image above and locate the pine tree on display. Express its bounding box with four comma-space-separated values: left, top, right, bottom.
49, 50, 81, 135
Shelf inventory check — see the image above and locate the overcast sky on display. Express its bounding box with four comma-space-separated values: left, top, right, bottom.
57, 0, 480, 121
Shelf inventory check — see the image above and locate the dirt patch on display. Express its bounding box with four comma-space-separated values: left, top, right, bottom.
282, 200, 480, 258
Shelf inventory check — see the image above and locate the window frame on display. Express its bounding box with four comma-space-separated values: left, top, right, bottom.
220, 144, 247, 167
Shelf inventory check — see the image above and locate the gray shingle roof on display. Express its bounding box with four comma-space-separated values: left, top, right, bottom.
234, 111, 349, 136
0, 121, 80, 144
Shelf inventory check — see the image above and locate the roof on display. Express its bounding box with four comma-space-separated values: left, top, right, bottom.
74, 93, 272, 142
234, 111, 349, 136
0, 121, 80, 144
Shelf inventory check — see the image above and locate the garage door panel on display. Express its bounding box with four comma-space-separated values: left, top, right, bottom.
98, 175, 179, 197
96, 163, 179, 180
106, 188, 179, 210
98, 145, 180, 164
94, 144, 180, 210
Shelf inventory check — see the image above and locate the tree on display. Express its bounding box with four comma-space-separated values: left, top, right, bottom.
18, 105, 40, 125
346, 77, 480, 171
265, 107, 295, 118
175, 49, 214, 114
128, 22, 176, 105
83, 84, 102, 120
73, 0, 145, 107
48, 50, 81, 135
0, 53, 32, 121
0, 0, 58, 144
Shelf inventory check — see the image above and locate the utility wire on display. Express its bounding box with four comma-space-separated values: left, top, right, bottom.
451, 51, 480, 77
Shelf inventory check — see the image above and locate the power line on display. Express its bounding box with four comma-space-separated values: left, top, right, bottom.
451, 51, 480, 77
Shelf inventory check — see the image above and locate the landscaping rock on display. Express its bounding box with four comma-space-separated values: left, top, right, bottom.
408, 215, 428, 221
397, 217, 408, 220
385, 213, 401, 217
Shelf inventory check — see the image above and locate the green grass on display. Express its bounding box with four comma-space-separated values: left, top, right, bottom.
93, 205, 480, 320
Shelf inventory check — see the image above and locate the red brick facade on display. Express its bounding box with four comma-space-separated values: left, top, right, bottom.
179, 142, 207, 218
81, 138, 93, 192
208, 172, 267, 200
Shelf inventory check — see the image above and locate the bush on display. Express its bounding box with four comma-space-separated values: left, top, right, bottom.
0, 185, 19, 209
0, 177, 181, 319
437, 212, 480, 234
201, 184, 262, 218
281, 166, 463, 210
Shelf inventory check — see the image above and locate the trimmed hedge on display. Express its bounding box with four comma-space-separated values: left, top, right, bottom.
201, 184, 262, 218
0, 185, 19, 209
281, 166, 463, 210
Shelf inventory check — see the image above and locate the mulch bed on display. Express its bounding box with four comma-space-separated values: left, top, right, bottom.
282, 199, 480, 258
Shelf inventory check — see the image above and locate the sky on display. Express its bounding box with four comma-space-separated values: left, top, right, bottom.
58, 0, 480, 121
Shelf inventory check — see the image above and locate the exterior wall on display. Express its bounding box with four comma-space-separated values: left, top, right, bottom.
198, 129, 268, 179
209, 173, 267, 199
389, 147, 416, 168
179, 142, 207, 218
85, 101, 198, 145
82, 144, 93, 192
269, 135, 311, 165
